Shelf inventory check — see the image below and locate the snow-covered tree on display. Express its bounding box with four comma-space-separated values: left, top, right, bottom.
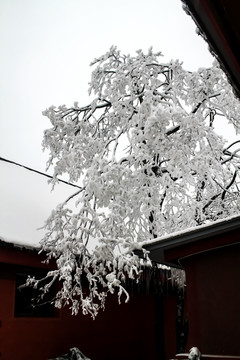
39, 47, 240, 318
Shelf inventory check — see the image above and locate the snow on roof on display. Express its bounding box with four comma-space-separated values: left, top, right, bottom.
0, 159, 78, 248
143, 213, 240, 249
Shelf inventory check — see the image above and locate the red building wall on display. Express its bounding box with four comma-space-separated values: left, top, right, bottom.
0, 263, 157, 360
0, 245, 178, 360
182, 242, 240, 355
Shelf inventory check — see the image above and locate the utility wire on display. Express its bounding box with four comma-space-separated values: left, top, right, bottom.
0, 156, 82, 189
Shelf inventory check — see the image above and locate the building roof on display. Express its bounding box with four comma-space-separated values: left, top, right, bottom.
182, 0, 240, 98
143, 214, 240, 267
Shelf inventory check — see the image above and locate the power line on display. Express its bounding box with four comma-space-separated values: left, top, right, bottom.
0, 157, 82, 189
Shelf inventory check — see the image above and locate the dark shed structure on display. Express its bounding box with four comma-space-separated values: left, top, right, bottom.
144, 215, 240, 355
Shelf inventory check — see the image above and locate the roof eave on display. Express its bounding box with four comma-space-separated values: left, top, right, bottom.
182, 0, 240, 99
144, 215, 240, 265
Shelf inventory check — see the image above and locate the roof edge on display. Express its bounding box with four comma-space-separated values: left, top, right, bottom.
144, 214, 240, 253
181, 0, 240, 99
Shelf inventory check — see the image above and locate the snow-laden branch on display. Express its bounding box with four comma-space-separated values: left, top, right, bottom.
36, 47, 240, 317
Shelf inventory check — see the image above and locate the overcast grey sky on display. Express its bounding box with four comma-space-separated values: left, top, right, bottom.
0, 0, 214, 174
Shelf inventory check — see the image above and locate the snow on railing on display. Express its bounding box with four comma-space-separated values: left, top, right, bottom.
174, 348, 240, 360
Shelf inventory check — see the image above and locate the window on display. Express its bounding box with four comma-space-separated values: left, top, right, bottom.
15, 271, 57, 318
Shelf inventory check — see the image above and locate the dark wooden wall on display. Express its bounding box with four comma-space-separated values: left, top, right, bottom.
182, 242, 240, 355
0, 245, 178, 360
